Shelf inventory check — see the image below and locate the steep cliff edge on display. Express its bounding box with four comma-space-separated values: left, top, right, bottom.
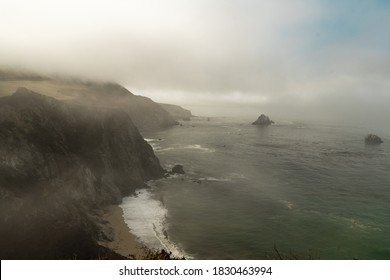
68, 82, 179, 129
0, 70, 178, 130
159, 103, 193, 121
0, 87, 164, 259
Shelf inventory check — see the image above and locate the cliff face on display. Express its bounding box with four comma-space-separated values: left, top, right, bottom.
0, 87, 164, 259
68, 83, 179, 129
0, 71, 178, 130
159, 103, 193, 121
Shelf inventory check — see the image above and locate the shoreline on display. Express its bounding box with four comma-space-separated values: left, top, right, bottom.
98, 205, 147, 259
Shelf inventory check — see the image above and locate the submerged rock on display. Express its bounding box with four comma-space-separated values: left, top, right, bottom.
252, 114, 274, 126
365, 134, 383, 145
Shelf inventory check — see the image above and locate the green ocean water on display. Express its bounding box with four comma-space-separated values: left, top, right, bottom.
121, 117, 390, 259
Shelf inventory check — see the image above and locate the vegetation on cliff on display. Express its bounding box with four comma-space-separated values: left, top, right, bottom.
0, 87, 164, 259
0, 70, 179, 130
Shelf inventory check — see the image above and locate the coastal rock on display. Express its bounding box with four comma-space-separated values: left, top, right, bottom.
365, 134, 383, 145
252, 114, 274, 126
171, 164, 185, 174
0, 88, 165, 259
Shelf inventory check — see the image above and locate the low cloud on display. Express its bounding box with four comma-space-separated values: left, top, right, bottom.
1, 0, 389, 130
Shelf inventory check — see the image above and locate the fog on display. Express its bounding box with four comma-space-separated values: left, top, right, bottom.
1, 0, 390, 131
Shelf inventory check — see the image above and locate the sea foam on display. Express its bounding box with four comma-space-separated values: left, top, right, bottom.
184, 144, 215, 152
144, 138, 164, 151
120, 187, 187, 258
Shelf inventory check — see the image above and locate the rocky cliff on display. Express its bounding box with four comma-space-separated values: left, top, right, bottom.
68, 83, 179, 129
159, 103, 193, 121
0, 70, 178, 130
0, 87, 164, 259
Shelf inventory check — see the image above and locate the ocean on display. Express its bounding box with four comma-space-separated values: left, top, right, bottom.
120, 117, 390, 259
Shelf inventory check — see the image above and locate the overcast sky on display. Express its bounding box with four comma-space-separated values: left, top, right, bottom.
1, 0, 390, 129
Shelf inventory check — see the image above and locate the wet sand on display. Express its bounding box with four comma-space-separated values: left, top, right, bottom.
99, 205, 146, 259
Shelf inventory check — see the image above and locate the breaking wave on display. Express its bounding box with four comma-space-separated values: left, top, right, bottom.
120, 188, 188, 259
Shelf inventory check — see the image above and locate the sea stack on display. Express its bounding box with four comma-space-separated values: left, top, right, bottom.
171, 164, 185, 174
252, 114, 274, 126
365, 134, 383, 145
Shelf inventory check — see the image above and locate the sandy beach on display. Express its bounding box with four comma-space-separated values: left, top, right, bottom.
99, 205, 146, 259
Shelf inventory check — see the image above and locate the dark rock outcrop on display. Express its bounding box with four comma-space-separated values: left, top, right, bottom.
159, 103, 193, 121
170, 164, 185, 175
252, 114, 274, 126
365, 134, 383, 145
0, 87, 164, 259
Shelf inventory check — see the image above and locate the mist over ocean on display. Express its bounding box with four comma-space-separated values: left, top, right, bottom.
121, 117, 390, 259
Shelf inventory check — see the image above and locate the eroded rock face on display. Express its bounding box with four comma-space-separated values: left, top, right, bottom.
0, 88, 165, 259
365, 134, 383, 145
252, 114, 274, 126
